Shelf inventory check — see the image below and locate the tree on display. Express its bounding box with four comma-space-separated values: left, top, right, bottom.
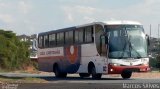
0, 29, 30, 70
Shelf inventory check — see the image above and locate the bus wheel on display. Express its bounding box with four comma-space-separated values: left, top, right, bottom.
79, 73, 90, 78
54, 65, 67, 78
60, 73, 67, 78
91, 66, 102, 79
121, 70, 132, 79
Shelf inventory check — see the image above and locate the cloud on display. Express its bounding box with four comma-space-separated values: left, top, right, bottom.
0, 14, 14, 23
0, 2, 8, 8
61, 5, 98, 23
83, 16, 95, 22
74, 5, 96, 14
0, 0, 160, 37
62, 6, 74, 22
67, 13, 74, 22
18, 1, 32, 14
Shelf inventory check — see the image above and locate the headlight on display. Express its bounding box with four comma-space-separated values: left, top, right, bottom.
142, 62, 149, 66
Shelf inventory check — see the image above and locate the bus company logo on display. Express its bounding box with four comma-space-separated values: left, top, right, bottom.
66, 45, 78, 64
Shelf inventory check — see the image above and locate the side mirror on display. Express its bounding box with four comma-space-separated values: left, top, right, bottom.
103, 32, 108, 44
105, 36, 108, 44
146, 34, 150, 46
32, 39, 38, 51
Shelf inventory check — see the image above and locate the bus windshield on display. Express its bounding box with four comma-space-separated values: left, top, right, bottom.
105, 25, 147, 59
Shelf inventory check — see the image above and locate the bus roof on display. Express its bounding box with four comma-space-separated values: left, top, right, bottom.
103, 20, 142, 25
39, 20, 142, 36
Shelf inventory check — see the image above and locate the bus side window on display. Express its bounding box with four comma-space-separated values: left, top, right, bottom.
65, 31, 68, 45
65, 31, 73, 45
84, 26, 93, 43
49, 34, 56, 47
57, 33, 60, 46
75, 29, 79, 44
38, 36, 43, 48
75, 28, 84, 44
59, 32, 64, 46
91, 27, 94, 42
44, 35, 49, 48
79, 28, 84, 43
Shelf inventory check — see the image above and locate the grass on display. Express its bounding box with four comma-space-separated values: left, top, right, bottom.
0, 77, 48, 83
150, 68, 160, 72
0, 67, 47, 83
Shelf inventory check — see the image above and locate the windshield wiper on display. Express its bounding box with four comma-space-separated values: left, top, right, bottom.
128, 35, 142, 59
119, 30, 129, 59
119, 30, 142, 59
119, 41, 127, 59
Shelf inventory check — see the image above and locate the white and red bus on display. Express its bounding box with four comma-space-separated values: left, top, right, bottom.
37, 21, 150, 79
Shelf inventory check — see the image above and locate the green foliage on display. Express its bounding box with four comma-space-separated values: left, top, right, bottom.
156, 55, 160, 68
149, 58, 158, 68
0, 29, 30, 70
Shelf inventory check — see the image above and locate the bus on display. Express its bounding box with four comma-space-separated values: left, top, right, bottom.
37, 21, 150, 79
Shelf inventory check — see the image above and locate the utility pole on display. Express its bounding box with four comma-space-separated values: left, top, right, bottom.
158, 24, 160, 71
158, 24, 160, 40
150, 24, 152, 39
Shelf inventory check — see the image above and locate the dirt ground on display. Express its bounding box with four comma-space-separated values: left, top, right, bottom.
132, 72, 160, 78
110, 72, 160, 78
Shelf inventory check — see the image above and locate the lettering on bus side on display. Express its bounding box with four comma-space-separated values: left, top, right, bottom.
40, 50, 61, 56
46, 50, 60, 55
40, 52, 45, 55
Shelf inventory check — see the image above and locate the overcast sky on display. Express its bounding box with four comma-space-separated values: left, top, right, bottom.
0, 0, 160, 37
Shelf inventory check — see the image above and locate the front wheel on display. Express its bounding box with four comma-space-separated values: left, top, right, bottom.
121, 70, 132, 79
91, 66, 102, 79
79, 73, 90, 78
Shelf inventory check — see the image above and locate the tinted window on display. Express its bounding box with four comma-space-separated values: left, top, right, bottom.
65, 31, 73, 45
38, 36, 43, 48
44, 35, 49, 47
59, 32, 64, 45
49, 34, 56, 47
85, 26, 93, 43
75, 28, 84, 44
56, 33, 60, 46
75, 30, 79, 43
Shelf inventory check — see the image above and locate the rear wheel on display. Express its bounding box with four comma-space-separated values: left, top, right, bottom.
91, 66, 102, 79
121, 70, 132, 79
54, 65, 67, 78
79, 73, 90, 78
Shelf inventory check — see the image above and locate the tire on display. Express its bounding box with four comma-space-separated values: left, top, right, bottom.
54, 65, 67, 78
91, 66, 102, 79
79, 73, 90, 78
60, 73, 67, 78
121, 70, 132, 79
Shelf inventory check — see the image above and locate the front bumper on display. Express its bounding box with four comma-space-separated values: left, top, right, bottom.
108, 64, 150, 74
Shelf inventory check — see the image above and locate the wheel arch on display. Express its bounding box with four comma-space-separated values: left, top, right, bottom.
53, 63, 58, 72
88, 61, 95, 74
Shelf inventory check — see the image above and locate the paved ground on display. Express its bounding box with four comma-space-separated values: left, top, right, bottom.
1, 72, 160, 79
0, 72, 160, 89
1, 77, 160, 89
9, 81, 160, 89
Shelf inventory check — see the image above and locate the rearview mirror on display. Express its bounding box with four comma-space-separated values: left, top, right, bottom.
146, 34, 150, 46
